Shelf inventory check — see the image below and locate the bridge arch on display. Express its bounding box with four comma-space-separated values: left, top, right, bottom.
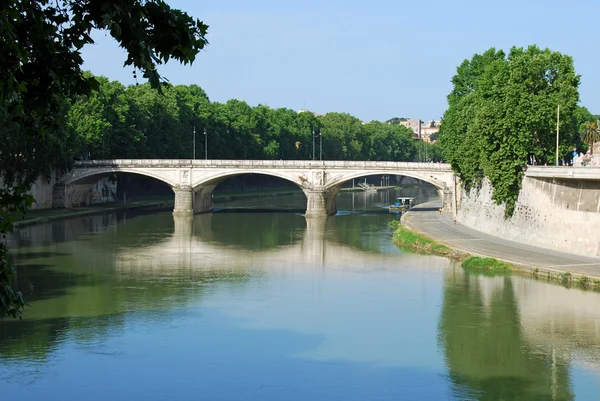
322, 170, 449, 212
191, 169, 308, 214
56, 168, 179, 208
63, 167, 180, 187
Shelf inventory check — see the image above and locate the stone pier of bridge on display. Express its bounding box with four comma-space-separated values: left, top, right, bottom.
172, 185, 341, 217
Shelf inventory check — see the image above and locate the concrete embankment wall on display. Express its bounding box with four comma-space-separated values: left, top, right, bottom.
458, 177, 600, 258
0, 171, 62, 209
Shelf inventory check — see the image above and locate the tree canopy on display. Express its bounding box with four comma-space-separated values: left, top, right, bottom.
438, 45, 581, 216
0, 0, 208, 318
64, 79, 419, 162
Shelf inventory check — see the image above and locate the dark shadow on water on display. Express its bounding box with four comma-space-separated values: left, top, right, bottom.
13, 263, 89, 302
12, 251, 71, 260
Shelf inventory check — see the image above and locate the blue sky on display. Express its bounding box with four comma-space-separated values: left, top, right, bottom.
82, 0, 600, 122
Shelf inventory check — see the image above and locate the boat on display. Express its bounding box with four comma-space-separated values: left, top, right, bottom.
357, 182, 377, 193
389, 197, 414, 212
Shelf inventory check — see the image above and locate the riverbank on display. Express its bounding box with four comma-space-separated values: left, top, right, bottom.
400, 201, 600, 286
13, 198, 174, 228
390, 220, 513, 273
212, 188, 302, 202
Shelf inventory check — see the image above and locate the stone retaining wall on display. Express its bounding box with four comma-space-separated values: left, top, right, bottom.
458, 177, 600, 258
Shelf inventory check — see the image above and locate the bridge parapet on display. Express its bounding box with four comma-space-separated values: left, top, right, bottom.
526, 166, 600, 180
75, 159, 453, 171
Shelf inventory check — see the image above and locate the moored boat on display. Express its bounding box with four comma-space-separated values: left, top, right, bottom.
389, 197, 414, 212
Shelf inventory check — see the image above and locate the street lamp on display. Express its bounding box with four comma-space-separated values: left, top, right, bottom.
312, 128, 315, 161
319, 130, 322, 161
204, 127, 208, 160
193, 126, 196, 159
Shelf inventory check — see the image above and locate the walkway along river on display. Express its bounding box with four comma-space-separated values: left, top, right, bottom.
1, 189, 600, 400
403, 201, 600, 279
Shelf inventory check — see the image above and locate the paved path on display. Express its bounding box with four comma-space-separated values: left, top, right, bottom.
403, 201, 600, 278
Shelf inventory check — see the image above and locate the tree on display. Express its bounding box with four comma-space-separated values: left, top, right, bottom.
582, 121, 600, 154
0, 0, 209, 318
439, 46, 580, 216
384, 117, 410, 125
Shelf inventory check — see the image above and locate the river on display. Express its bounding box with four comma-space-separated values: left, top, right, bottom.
1, 188, 600, 400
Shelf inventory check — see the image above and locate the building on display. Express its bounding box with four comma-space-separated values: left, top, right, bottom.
398, 119, 441, 142
298, 109, 325, 117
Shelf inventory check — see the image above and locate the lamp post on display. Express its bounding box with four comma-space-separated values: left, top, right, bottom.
312, 128, 315, 161
555, 104, 560, 166
204, 127, 208, 160
193, 126, 196, 159
319, 130, 322, 161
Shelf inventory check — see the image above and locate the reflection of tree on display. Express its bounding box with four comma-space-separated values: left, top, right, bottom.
326, 215, 395, 253
0, 267, 254, 361
200, 212, 306, 250
438, 271, 573, 400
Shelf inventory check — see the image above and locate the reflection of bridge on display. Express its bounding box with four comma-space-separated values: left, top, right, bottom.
115, 214, 438, 273
53, 160, 457, 217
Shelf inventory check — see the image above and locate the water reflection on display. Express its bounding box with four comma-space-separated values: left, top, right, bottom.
2, 200, 600, 399
439, 270, 581, 400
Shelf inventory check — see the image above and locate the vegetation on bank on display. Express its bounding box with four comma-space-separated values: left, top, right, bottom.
462, 257, 512, 273
439, 46, 595, 217
390, 220, 515, 273
390, 221, 600, 292
389, 220, 457, 258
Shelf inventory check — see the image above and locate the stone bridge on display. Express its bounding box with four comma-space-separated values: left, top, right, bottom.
53, 159, 457, 217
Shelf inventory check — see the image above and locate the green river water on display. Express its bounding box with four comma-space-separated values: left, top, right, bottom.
1, 189, 600, 400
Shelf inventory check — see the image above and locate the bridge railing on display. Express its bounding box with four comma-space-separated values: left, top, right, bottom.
74, 159, 453, 170
526, 166, 600, 179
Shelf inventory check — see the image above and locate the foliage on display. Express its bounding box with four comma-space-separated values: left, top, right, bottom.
439, 46, 581, 216
66, 88, 420, 161
391, 224, 453, 256
415, 141, 444, 162
577, 275, 590, 286
461, 256, 512, 273
582, 121, 600, 154
0, 0, 209, 319
385, 117, 410, 124
0, 187, 34, 318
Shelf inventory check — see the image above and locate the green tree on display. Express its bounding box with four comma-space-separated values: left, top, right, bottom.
0, 0, 209, 318
384, 117, 410, 124
318, 113, 365, 160
582, 121, 600, 154
439, 46, 580, 216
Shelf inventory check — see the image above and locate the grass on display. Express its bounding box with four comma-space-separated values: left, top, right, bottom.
389, 221, 600, 289
461, 256, 512, 273
389, 221, 513, 273
389, 220, 457, 258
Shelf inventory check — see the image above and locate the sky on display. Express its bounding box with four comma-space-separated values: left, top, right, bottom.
81, 0, 600, 122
